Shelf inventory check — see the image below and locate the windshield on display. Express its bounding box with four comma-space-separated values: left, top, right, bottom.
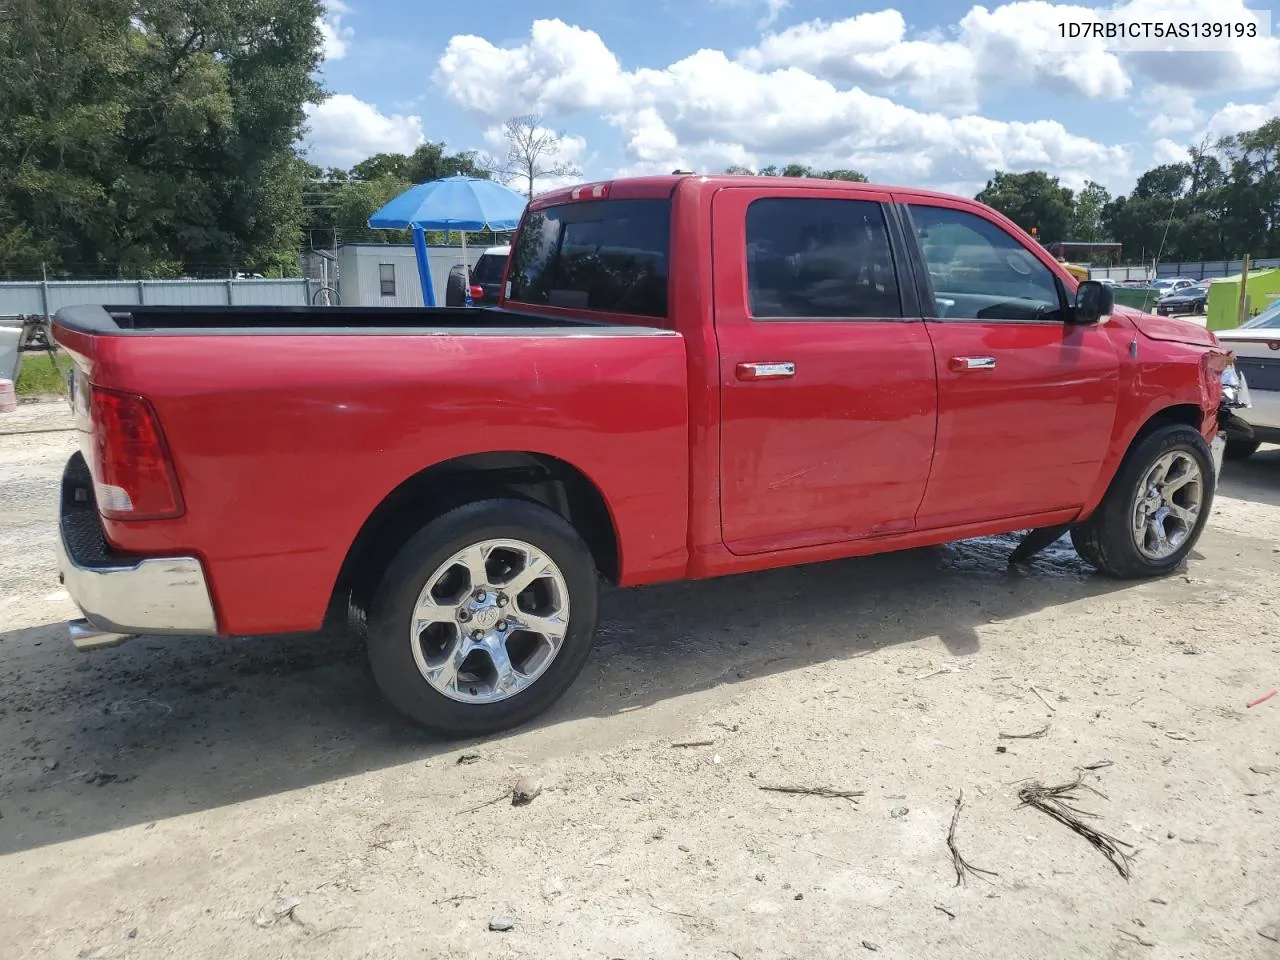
470, 253, 508, 285
1242, 299, 1280, 328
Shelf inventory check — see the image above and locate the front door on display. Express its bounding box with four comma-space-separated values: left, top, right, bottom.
712, 186, 939, 555
898, 197, 1121, 528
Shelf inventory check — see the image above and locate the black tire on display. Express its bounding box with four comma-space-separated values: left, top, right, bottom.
444, 265, 468, 307
1070, 423, 1215, 579
1224, 438, 1260, 461
366, 499, 599, 737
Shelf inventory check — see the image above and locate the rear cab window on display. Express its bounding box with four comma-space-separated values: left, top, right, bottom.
506, 199, 670, 320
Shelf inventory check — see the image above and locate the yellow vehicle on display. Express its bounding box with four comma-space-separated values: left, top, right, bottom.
1056, 258, 1090, 282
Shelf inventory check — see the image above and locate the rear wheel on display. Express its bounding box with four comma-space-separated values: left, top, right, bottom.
1224, 438, 1260, 461
366, 499, 599, 736
1071, 423, 1214, 579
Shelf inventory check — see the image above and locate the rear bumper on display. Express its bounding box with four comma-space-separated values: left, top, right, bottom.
57, 453, 218, 649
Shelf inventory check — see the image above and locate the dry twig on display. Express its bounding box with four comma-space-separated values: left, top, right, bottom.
1030, 686, 1057, 712
670, 739, 716, 748
999, 724, 1050, 739
456, 794, 508, 816
1117, 928, 1155, 947
758, 785, 863, 803
947, 790, 998, 886
1017, 775, 1135, 880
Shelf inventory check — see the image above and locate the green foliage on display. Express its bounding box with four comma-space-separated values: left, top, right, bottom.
304, 142, 503, 248
0, 0, 323, 278
976, 170, 1075, 244
726, 164, 869, 182
1069, 181, 1111, 243
15, 351, 73, 398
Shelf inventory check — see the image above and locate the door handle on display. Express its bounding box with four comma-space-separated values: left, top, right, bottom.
736, 361, 796, 381
949, 356, 996, 371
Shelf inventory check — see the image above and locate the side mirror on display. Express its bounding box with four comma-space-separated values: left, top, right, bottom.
1073, 280, 1113, 324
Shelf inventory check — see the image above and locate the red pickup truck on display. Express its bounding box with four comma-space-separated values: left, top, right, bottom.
53, 175, 1248, 736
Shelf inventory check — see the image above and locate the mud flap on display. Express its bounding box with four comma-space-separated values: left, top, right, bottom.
1008, 524, 1072, 566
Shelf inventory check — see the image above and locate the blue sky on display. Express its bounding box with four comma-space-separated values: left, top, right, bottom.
306, 0, 1280, 196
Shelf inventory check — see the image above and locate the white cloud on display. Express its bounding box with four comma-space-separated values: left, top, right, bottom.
740, 11, 982, 113
303, 95, 424, 168
435, 18, 1131, 193
1152, 138, 1188, 166
739, 4, 1133, 114
1139, 85, 1203, 136
318, 0, 354, 61
1201, 93, 1280, 141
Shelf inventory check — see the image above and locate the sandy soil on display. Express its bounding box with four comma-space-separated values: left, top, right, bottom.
2, 399, 1279, 960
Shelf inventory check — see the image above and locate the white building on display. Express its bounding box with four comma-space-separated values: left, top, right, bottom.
335, 243, 492, 307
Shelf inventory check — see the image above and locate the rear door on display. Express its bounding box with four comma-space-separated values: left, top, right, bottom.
898, 196, 1120, 528
712, 185, 939, 554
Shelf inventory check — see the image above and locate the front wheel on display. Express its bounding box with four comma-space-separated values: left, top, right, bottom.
366, 499, 600, 737
1071, 423, 1214, 579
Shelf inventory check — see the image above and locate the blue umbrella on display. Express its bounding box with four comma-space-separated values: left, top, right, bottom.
367, 175, 528, 306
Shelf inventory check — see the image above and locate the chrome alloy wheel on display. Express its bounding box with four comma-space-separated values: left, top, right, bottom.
1131, 451, 1204, 561
409, 539, 570, 703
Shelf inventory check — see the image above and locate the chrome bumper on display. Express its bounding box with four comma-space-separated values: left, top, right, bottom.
1211, 432, 1226, 483
57, 453, 218, 650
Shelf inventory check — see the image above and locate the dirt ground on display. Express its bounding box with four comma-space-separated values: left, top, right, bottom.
2, 398, 1279, 960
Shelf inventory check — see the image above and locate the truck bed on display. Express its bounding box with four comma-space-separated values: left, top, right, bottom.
56, 304, 623, 335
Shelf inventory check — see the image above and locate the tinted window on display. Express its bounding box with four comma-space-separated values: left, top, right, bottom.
507, 199, 670, 318
909, 205, 1064, 322
746, 198, 901, 319
378, 263, 396, 297
470, 253, 507, 285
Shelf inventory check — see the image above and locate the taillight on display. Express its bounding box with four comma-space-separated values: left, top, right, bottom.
469, 284, 484, 300
89, 387, 184, 520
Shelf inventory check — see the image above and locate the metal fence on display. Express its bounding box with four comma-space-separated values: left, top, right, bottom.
1091, 259, 1280, 282
0, 278, 322, 319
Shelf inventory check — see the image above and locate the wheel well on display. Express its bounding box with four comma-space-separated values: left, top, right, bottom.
1133, 403, 1203, 444
329, 452, 619, 629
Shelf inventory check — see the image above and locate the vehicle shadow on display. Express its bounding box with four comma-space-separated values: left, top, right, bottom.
1219, 445, 1280, 508
0, 532, 1158, 856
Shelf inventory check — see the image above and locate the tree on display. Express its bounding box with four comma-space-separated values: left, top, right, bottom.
1069, 181, 1111, 243
488, 115, 581, 200
723, 165, 868, 182
0, 0, 324, 277
975, 171, 1074, 243
404, 142, 490, 184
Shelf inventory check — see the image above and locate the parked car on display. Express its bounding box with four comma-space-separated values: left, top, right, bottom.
1215, 298, 1280, 458
1156, 282, 1210, 316
1151, 278, 1197, 293
445, 245, 510, 306
51, 175, 1245, 736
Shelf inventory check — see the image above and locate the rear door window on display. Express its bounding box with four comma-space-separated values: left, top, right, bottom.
745, 197, 902, 319
506, 199, 670, 318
